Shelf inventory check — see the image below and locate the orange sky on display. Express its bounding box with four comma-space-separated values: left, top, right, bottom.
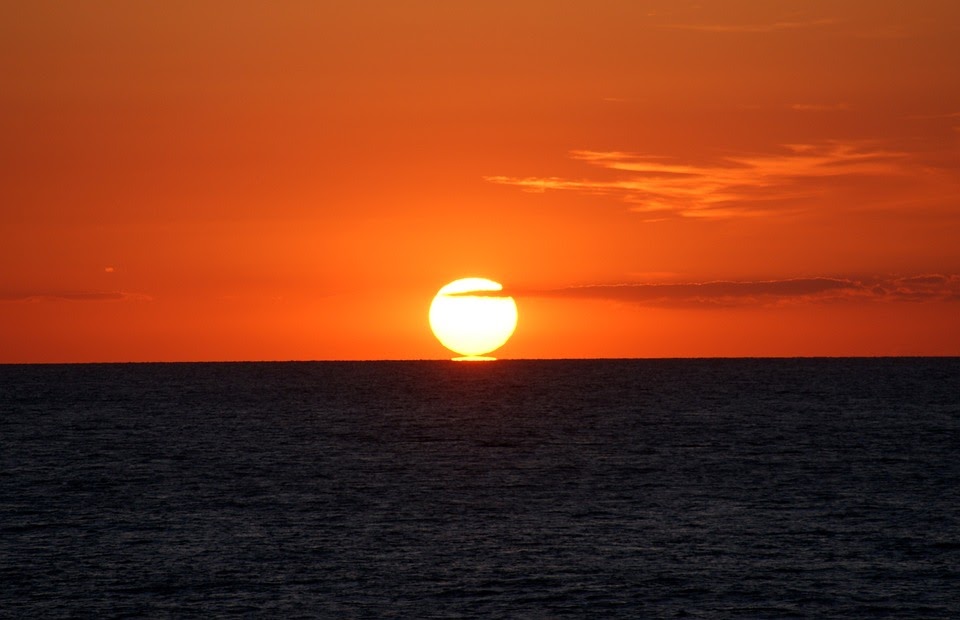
2, 1, 959, 362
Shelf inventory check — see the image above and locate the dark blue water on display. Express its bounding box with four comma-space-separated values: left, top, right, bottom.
1, 359, 958, 618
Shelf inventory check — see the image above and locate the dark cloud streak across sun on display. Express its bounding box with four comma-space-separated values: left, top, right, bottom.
506, 275, 960, 308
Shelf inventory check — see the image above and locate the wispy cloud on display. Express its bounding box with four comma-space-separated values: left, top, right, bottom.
661, 19, 837, 34
486, 141, 912, 219
790, 103, 852, 112
514, 275, 960, 308
907, 111, 960, 120
0, 290, 152, 303
659, 18, 912, 39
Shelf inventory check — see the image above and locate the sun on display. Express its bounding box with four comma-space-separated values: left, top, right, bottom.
429, 277, 518, 360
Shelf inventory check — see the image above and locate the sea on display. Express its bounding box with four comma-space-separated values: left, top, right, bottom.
1, 359, 958, 618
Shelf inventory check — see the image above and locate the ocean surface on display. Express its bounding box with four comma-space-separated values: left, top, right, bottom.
1, 359, 958, 618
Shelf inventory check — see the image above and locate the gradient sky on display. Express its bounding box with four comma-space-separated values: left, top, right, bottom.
2, 1, 959, 362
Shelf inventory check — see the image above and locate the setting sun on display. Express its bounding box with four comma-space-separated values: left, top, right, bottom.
429, 278, 518, 360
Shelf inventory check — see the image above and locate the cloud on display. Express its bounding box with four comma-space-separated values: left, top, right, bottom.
445, 290, 514, 298
513, 275, 960, 308
661, 19, 837, 34
0, 290, 152, 303
790, 103, 852, 112
659, 19, 912, 39
907, 111, 960, 120
486, 141, 913, 219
